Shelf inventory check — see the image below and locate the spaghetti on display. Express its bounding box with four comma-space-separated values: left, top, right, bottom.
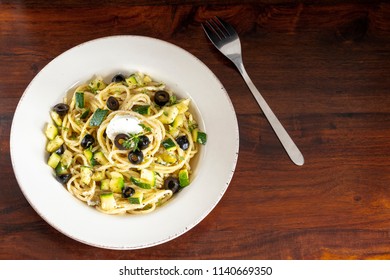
44, 72, 207, 214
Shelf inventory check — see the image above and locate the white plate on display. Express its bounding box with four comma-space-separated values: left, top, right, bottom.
10, 35, 239, 249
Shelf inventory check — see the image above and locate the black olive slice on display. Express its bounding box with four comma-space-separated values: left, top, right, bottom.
56, 173, 72, 184
164, 176, 180, 194
122, 186, 135, 198
176, 135, 189, 150
53, 103, 70, 116
137, 135, 150, 150
154, 91, 170, 106
112, 74, 126, 83
81, 134, 94, 149
114, 134, 129, 150
128, 150, 143, 164
55, 144, 65, 155
106, 96, 120, 111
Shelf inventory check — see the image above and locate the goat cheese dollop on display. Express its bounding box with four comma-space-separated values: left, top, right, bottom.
106, 115, 143, 141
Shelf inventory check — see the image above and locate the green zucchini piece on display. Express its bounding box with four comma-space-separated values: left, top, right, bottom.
89, 77, 107, 92
162, 138, 176, 151
161, 151, 177, 164
178, 169, 190, 187
47, 153, 61, 169
109, 171, 123, 179
100, 178, 110, 191
75, 92, 84, 108
130, 177, 153, 189
100, 192, 116, 210
45, 122, 58, 140
143, 75, 152, 83
158, 106, 179, 124
109, 177, 124, 193
175, 99, 190, 113
128, 190, 143, 204
84, 149, 93, 161
55, 162, 68, 175
92, 170, 105, 181
80, 108, 90, 119
197, 131, 207, 145
60, 149, 73, 168
50, 111, 62, 126
89, 108, 108, 126
168, 126, 180, 138
133, 105, 151, 115
126, 74, 142, 86
192, 128, 207, 145
126, 75, 137, 85
172, 114, 184, 128
93, 151, 108, 165
46, 135, 64, 153
83, 149, 95, 166
140, 169, 156, 187
80, 166, 93, 185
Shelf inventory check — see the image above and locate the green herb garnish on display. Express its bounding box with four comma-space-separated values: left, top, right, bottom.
121, 124, 152, 150
169, 95, 177, 105
139, 123, 152, 133
122, 133, 141, 151
188, 120, 198, 133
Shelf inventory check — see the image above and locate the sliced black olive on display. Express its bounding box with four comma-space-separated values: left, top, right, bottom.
55, 144, 65, 155
53, 103, 69, 116
154, 91, 170, 106
176, 135, 189, 150
81, 134, 94, 149
164, 176, 180, 194
114, 133, 129, 150
137, 135, 150, 150
112, 74, 126, 83
56, 173, 71, 184
106, 96, 120, 110
122, 186, 135, 198
128, 150, 143, 164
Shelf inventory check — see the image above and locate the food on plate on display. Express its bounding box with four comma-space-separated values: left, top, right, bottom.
44, 72, 207, 214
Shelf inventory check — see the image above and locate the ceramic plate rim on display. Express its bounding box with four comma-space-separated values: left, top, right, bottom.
10, 35, 239, 250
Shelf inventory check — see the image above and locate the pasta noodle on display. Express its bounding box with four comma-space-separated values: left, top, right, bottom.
44, 72, 207, 215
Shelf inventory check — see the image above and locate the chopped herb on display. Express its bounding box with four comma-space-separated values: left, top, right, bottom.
121, 123, 152, 150
139, 123, 152, 133
169, 95, 177, 105
188, 121, 198, 132
122, 133, 141, 151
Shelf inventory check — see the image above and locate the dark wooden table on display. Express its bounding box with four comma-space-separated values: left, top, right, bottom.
1, 0, 390, 260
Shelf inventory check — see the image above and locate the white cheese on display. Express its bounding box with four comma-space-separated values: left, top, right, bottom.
106, 115, 142, 141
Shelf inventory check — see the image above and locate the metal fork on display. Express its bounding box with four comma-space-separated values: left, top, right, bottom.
202, 17, 304, 166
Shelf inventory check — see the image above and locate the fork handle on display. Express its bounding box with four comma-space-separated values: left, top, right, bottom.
235, 62, 304, 166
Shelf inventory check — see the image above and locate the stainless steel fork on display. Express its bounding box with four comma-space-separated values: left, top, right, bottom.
202, 17, 304, 166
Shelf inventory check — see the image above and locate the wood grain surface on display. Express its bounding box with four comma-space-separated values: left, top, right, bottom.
1, 0, 390, 259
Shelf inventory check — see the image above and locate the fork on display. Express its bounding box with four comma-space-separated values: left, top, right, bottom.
202, 17, 304, 166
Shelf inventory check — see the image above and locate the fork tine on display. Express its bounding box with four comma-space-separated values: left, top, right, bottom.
215, 16, 237, 37
202, 20, 223, 43
208, 17, 229, 39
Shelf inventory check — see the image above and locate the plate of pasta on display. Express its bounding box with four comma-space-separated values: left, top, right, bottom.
10, 35, 239, 249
